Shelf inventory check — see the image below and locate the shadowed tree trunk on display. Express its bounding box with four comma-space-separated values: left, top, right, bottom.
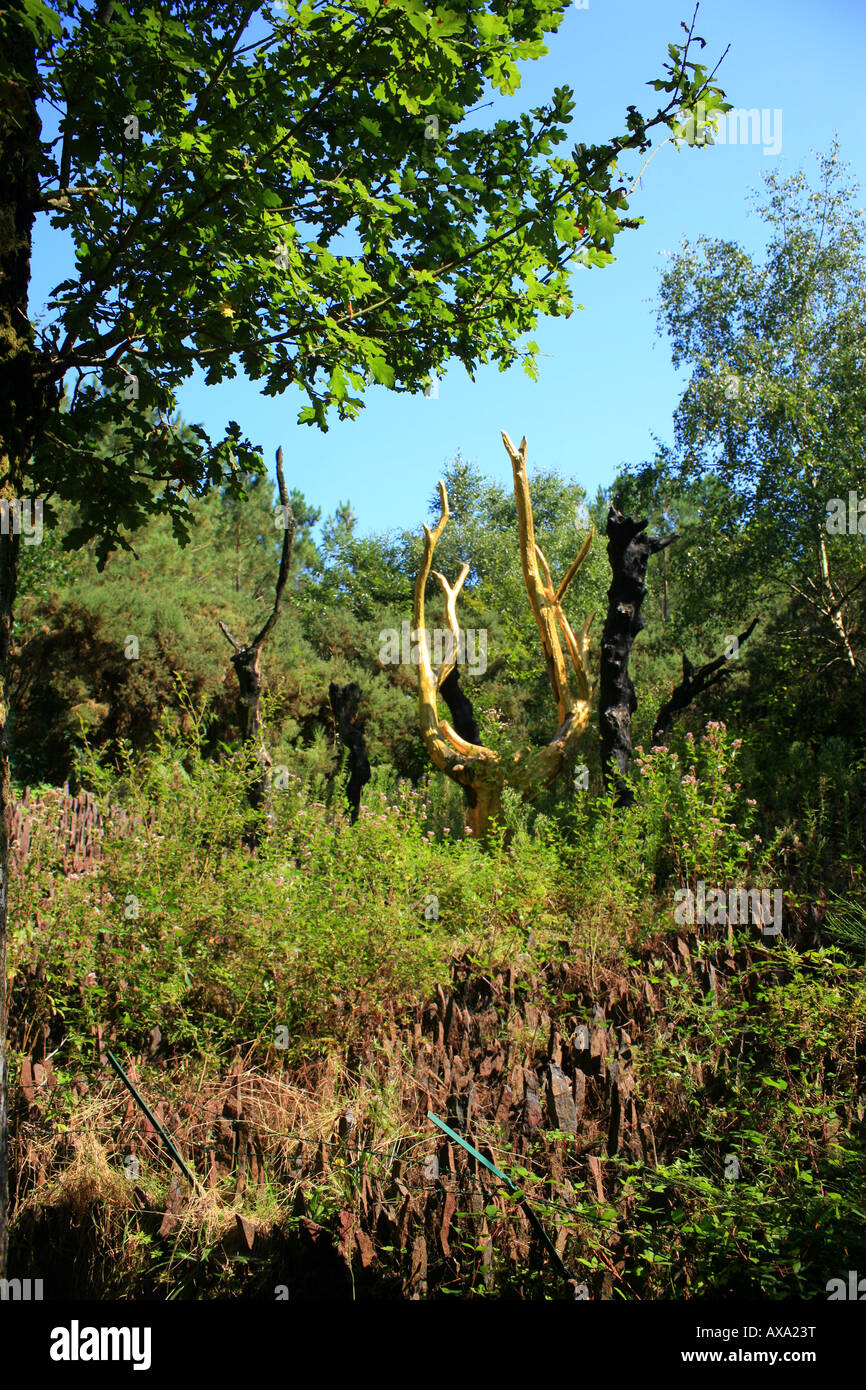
651, 617, 759, 745
439, 667, 480, 745
329, 682, 371, 823
0, 13, 49, 1280
438, 666, 481, 826
599, 508, 676, 807
219, 446, 295, 841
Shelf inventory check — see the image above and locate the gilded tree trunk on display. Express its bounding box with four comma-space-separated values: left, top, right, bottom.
414, 437, 595, 846
464, 769, 505, 843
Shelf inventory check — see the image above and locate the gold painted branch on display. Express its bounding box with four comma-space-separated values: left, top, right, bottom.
412, 434, 596, 842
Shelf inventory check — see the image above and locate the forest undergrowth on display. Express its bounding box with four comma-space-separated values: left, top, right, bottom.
6, 698, 866, 1299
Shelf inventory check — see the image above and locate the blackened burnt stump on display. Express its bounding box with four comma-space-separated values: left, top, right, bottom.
329, 682, 371, 824
599, 508, 675, 807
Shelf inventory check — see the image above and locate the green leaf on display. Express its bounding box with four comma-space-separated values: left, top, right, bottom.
20, 0, 62, 40
366, 356, 395, 388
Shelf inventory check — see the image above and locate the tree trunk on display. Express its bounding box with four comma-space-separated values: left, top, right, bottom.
439, 667, 480, 745
219, 449, 295, 843
599, 509, 675, 807
0, 11, 43, 1279
817, 523, 858, 670
463, 771, 504, 843
229, 644, 272, 826
328, 682, 371, 824
414, 445, 595, 848
439, 667, 482, 828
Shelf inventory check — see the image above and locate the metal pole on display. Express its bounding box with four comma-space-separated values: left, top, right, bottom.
106, 1048, 201, 1191
428, 1111, 577, 1293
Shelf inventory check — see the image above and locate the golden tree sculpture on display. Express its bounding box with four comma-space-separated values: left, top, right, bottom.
413, 430, 595, 841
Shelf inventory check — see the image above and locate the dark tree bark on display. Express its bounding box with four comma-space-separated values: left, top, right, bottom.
439, 667, 481, 745
438, 666, 482, 820
651, 617, 759, 745
225, 643, 269, 815
599, 508, 676, 807
329, 682, 371, 823
220, 447, 295, 839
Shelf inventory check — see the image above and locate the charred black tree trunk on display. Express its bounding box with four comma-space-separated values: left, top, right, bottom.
599, 509, 676, 807
439, 667, 481, 745
651, 617, 759, 746
228, 644, 270, 817
329, 682, 371, 823
220, 448, 295, 843
439, 667, 481, 819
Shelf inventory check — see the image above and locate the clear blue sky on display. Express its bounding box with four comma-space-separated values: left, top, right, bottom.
30, 0, 866, 542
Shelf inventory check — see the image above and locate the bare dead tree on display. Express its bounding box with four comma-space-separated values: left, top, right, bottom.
219, 446, 296, 832
651, 617, 759, 745
599, 509, 676, 807
413, 431, 594, 841
329, 681, 371, 823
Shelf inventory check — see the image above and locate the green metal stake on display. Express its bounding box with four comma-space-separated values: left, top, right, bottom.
106, 1048, 201, 1191
427, 1111, 577, 1293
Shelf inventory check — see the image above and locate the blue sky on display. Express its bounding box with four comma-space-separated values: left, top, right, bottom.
30, 0, 866, 542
